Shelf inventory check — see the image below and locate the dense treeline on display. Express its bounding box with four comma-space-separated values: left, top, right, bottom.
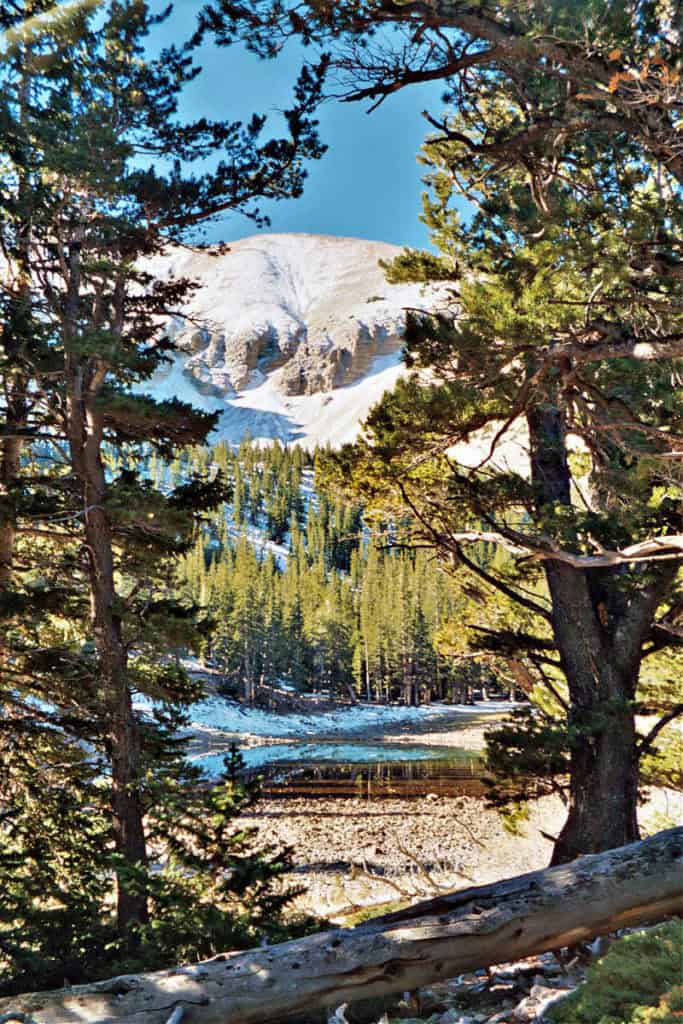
164, 438, 498, 705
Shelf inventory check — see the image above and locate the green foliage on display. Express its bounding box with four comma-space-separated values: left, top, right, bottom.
298, 0, 683, 861
0, 748, 113, 993
0, 745, 308, 994
0, 0, 326, 985
642, 734, 683, 791
176, 439, 511, 704
485, 707, 569, 811
547, 922, 683, 1024
130, 745, 312, 970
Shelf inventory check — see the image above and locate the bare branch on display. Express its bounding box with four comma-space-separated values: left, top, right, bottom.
637, 704, 683, 756
447, 530, 683, 569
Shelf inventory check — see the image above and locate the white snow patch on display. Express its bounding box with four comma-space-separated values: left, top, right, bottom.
140, 349, 404, 450
138, 233, 529, 465
133, 693, 515, 740
211, 349, 405, 449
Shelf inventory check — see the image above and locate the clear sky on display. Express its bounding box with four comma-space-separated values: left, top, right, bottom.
152, 6, 450, 251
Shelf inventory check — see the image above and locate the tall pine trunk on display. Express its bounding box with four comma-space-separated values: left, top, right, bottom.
1, 41, 31, 594
0, 436, 21, 590
66, 359, 149, 934
63, 238, 148, 937
527, 403, 674, 864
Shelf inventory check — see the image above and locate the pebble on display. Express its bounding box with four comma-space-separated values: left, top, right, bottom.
513, 984, 575, 1021
438, 1012, 475, 1024
402, 962, 582, 1024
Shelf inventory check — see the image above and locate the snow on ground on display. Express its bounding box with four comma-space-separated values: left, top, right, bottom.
133, 692, 515, 740
144, 349, 404, 449
215, 350, 405, 448
227, 521, 291, 568
143, 348, 530, 469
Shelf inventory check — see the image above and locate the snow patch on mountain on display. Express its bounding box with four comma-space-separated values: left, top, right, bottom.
143, 233, 528, 469
140, 233, 434, 447
148, 233, 438, 399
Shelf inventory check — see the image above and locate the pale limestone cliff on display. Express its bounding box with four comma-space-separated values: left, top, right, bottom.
150, 233, 442, 396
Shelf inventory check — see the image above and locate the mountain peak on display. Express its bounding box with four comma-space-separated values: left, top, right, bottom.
143, 233, 444, 448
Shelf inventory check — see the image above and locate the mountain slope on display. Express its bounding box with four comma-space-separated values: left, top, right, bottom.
146, 233, 526, 467
150, 233, 439, 399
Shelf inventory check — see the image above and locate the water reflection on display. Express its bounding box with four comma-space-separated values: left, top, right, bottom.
262, 757, 486, 800
193, 740, 467, 774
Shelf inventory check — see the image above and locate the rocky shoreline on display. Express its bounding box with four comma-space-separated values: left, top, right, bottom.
185, 703, 504, 762
235, 785, 680, 1024
236, 791, 565, 920
194, 689, 681, 1022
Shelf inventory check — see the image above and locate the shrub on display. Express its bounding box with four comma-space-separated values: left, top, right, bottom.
548, 921, 683, 1024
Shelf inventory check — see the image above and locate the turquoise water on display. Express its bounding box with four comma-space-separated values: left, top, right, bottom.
191, 740, 462, 776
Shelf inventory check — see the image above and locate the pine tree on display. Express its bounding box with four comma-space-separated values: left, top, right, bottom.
321, 16, 682, 858
0, 0, 325, 958
210, 0, 683, 863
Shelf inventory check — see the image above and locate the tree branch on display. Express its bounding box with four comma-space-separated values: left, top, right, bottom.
450, 545, 552, 622
637, 704, 683, 757
446, 529, 683, 569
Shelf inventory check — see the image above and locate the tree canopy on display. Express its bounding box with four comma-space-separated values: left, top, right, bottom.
0, 0, 323, 982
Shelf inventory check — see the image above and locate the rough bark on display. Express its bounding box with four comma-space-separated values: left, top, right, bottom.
526, 404, 677, 863
0, 434, 22, 590
3, 829, 682, 1024
0, 40, 32, 594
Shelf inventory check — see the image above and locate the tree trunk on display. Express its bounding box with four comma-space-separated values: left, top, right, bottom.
363, 636, 371, 702
0, 435, 22, 591
526, 403, 675, 864
552, 688, 639, 862
0, 43, 32, 594
66, 364, 149, 934
4, 829, 682, 1024
61, 225, 149, 938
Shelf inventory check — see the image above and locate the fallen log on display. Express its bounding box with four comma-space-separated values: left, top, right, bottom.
4, 828, 682, 1024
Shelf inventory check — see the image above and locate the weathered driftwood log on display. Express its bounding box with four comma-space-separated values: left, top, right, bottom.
4, 828, 682, 1024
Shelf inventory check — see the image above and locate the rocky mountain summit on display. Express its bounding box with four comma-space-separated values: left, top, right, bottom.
151, 233, 443, 397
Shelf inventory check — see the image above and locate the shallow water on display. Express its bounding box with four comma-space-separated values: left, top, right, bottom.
192, 740, 461, 774
192, 740, 486, 798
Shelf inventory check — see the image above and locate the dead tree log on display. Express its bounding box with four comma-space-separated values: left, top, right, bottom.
4, 828, 682, 1024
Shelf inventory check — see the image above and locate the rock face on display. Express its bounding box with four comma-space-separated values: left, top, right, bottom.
150, 233, 441, 396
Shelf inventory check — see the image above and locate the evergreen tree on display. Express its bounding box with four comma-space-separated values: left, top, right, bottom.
319, 12, 682, 859
178, 438, 528, 709
0, 0, 325, 961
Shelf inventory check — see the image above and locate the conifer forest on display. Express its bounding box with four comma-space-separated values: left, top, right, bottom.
0, 1, 681, 1021
172, 439, 496, 707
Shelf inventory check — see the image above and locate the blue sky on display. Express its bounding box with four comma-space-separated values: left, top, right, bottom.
152, 6, 450, 250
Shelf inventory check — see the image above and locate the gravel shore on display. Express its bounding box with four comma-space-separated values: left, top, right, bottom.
237, 785, 681, 919
238, 791, 564, 917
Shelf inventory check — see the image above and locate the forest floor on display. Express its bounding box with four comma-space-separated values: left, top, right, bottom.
240, 790, 563, 919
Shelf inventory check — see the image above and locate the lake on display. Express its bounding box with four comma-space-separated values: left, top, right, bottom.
191, 740, 486, 799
